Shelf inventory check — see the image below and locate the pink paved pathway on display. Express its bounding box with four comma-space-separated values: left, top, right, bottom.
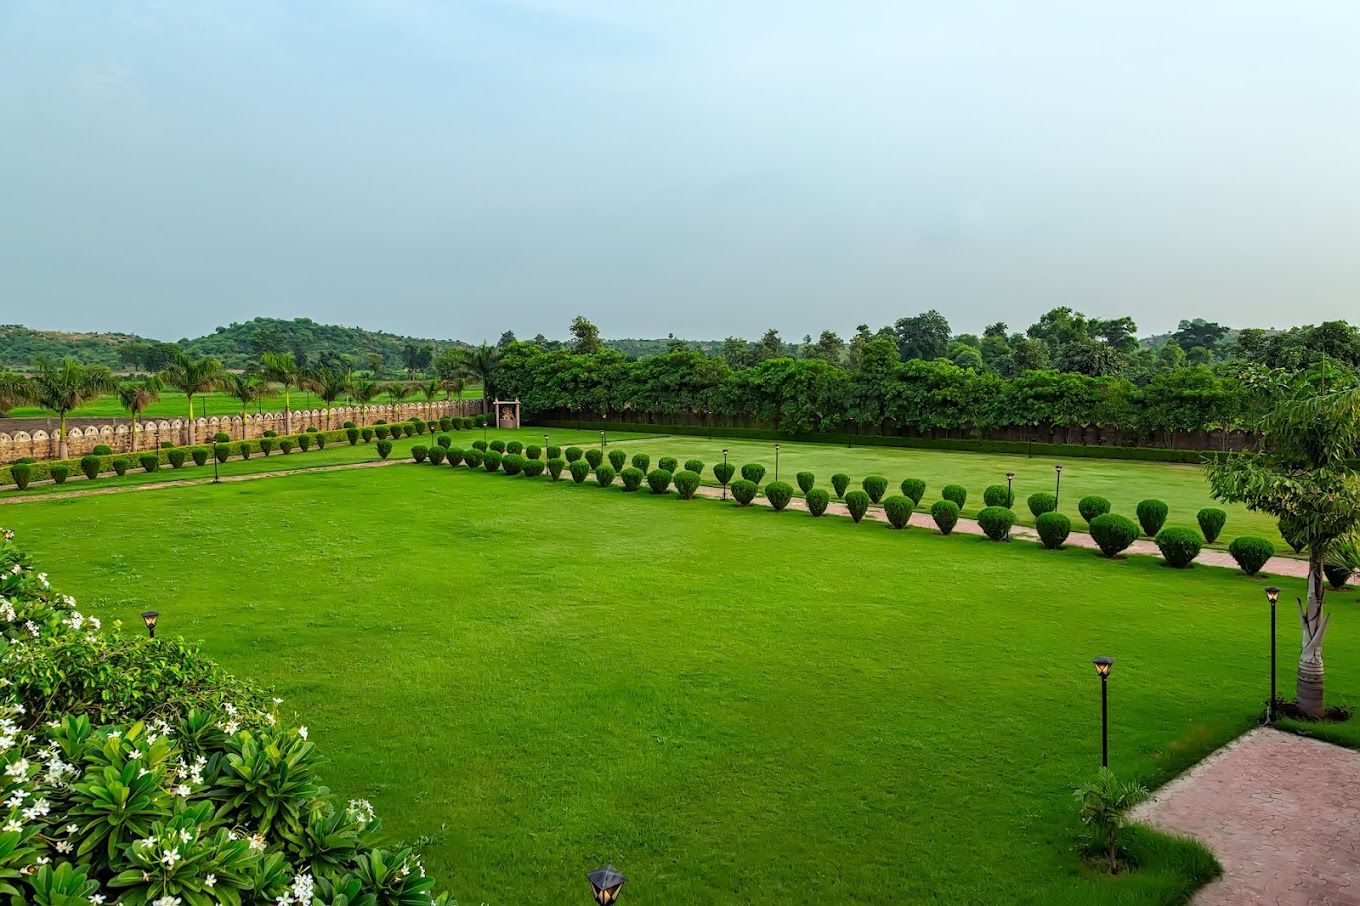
1132, 728, 1360, 904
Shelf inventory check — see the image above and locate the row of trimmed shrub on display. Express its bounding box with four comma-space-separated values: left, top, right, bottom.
410, 443, 710, 499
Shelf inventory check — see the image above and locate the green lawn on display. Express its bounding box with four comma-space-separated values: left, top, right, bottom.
5, 386, 483, 420
6, 443, 1356, 903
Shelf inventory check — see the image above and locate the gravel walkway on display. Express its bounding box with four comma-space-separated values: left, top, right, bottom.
1132, 727, 1360, 904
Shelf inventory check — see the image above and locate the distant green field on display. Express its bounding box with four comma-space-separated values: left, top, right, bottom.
5, 386, 483, 420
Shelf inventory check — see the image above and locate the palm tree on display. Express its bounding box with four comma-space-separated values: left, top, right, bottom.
444, 375, 469, 417
384, 380, 412, 422
117, 374, 163, 452
457, 343, 500, 420
260, 351, 300, 434
0, 371, 33, 417
27, 357, 117, 458
160, 352, 225, 445
221, 374, 267, 439
350, 376, 381, 426
305, 365, 352, 429
421, 379, 440, 421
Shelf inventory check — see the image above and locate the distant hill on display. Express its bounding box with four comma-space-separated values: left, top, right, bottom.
0, 325, 140, 369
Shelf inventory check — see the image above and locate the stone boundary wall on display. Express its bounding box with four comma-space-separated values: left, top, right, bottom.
0, 399, 486, 463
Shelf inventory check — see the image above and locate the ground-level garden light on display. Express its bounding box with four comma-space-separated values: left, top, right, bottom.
141, 610, 160, 639
1265, 586, 1281, 723
1054, 463, 1064, 508
1092, 656, 1113, 767
586, 864, 626, 904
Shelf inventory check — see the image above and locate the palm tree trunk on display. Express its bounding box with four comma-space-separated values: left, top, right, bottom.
1297, 550, 1330, 718
186, 396, 196, 446
58, 411, 68, 459
130, 413, 138, 453
284, 389, 292, 435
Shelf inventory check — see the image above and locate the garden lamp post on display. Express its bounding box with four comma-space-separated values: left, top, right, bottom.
544, 434, 550, 458
213, 445, 221, 483
600, 431, 607, 450
846, 417, 855, 449
1053, 464, 1064, 508
602, 412, 608, 448
482, 422, 488, 447
586, 864, 627, 904
774, 443, 781, 482
1092, 657, 1113, 767
141, 610, 160, 639
1005, 471, 1015, 508
722, 448, 729, 500
1265, 586, 1280, 723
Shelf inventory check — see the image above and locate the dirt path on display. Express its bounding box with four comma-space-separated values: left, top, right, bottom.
1132, 727, 1360, 904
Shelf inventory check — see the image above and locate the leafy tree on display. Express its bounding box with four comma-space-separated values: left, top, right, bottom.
570, 315, 602, 354
1206, 370, 1360, 717
116, 375, 162, 452
497, 330, 518, 348
385, 380, 413, 420
260, 351, 301, 432
350, 376, 382, 424
806, 330, 845, 364
0, 370, 31, 416
893, 310, 951, 361
160, 352, 225, 444
1171, 318, 1228, 353
25, 358, 117, 457
304, 365, 352, 429
458, 343, 501, 413
755, 328, 785, 362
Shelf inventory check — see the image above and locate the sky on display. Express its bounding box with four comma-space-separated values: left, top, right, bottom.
2, 2, 1358, 344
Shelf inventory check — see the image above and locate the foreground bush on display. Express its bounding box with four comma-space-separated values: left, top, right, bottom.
279, 438, 294, 454
429, 446, 447, 465
658, 456, 678, 474
900, 478, 926, 505
796, 471, 815, 494
11, 463, 31, 489
844, 490, 870, 522
1228, 536, 1275, 576
684, 459, 705, 476
1197, 508, 1227, 544
831, 473, 850, 499
50, 464, 70, 484
483, 450, 503, 472
1036, 512, 1071, 549
608, 449, 626, 471
80, 454, 101, 480
673, 469, 701, 499
112, 458, 129, 477
585, 448, 604, 469
191, 448, 209, 467
942, 484, 967, 508
931, 499, 960, 534
412, 444, 429, 463
730, 478, 757, 505
631, 453, 650, 472
741, 463, 766, 484
712, 460, 735, 488
240, 440, 255, 459
883, 495, 912, 529
139, 453, 158, 473
862, 475, 888, 504
595, 464, 616, 487
168, 449, 188, 469
977, 506, 1015, 541
347, 427, 360, 444
1136, 499, 1169, 536
569, 459, 590, 483
1027, 492, 1057, 518
215, 443, 232, 463
765, 481, 794, 511
502, 453, 525, 476
620, 466, 644, 491
376, 439, 393, 459
1090, 514, 1139, 558
546, 457, 564, 480
565, 446, 584, 462
1079, 496, 1111, 524
446, 447, 465, 467
806, 487, 830, 516
361, 427, 375, 443
523, 459, 545, 477
647, 468, 673, 494
1155, 527, 1202, 568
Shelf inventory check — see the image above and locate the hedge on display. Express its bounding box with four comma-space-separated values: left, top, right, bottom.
831, 473, 850, 499
647, 468, 673, 494
977, 506, 1015, 541
765, 481, 794, 511
569, 459, 591, 483
931, 499, 960, 534
1078, 496, 1111, 524
862, 475, 888, 504
1197, 508, 1227, 544
844, 490, 871, 522
1136, 499, 1169, 536
673, 469, 701, 499
1035, 512, 1071, 549
806, 487, 830, 516
900, 478, 926, 506
942, 484, 967, 508
730, 478, 758, 505
1155, 527, 1202, 568
595, 464, 616, 487
1228, 536, 1274, 575
883, 495, 912, 529
620, 466, 645, 491
796, 471, 815, 494
1090, 513, 1139, 558
1027, 492, 1057, 518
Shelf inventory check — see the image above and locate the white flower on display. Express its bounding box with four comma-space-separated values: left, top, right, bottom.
151, 897, 181, 906
55, 840, 73, 853
272, 697, 283, 705
2, 819, 20, 833
5, 758, 29, 778
248, 833, 266, 851
88, 896, 105, 905
297, 726, 308, 740
175, 784, 190, 797
128, 749, 142, 760
204, 874, 216, 888
161, 847, 181, 867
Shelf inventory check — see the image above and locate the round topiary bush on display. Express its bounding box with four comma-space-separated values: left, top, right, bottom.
429, 447, 447, 465
314, 432, 326, 449
1027, 492, 1057, 518
741, 463, 766, 484
568, 459, 591, 483
647, 468, 673, 494
112, 457, 130, 477
263, 429, 277, 438
439, 417, 452, 431
297, 434, 311, 451
796, 471, 815, 495
765, 481, 794, 512
483, 450, 503, 473
684, 459, 705, 476
168, 449, 188, 469
278, 438, 294, 454
472, 439, 487, 452
658, 456, 678, 474
1156, 527, 1202, 568
942, 484, 967, 508
862, 475, 888, 504
214, 443, 231, 464
620, 466, 644, 491
1078, 496, 1111, 524
307, 425, 319, 433
1197, 508, 1227, 544
977, 506, 1015, 541
595, 464, 616, 487
344, 420, 356, 429
412, 418, 426, 434
983, 485, 1010, 508
844, 490, 871, 523
502, 454, 525, 476
931, 499, 960, 535
375, 426, 390, 440
240, 441, 257, 459
402, 423, 415, 437
900, 478, 926, 506
546, 457, 564, 480
673, 469, 701, 499
375, 439, 393, 459
259, 437, 275, 456
527, 445, 543, 461
1035, 512, 1071, 550
490, 439, 507, 454
565, 446, 584, 463
608, 449, 626, 471
346, 427, 359, 445
213, 431, 230, 443
1136, 499, 1169, 536
883, 495, 912, 529
361, 428, 374, 443
447, 448, 464, 467
712, 461, 734, 487
92, 444, 113, 456
547, 445, 562, 459
412, 445, 429, 463
1228, 536, 1275, 575
506, 440, 523, 455
191, 448, 208, 467
436, 434, 452, 449
806, 487, 830, 516
730, 478, 758, 505
463, 449, 484, 468
10, 463, 31, 490
831, 473, 850, 499
632, 453, 651, 472
50, 464, 70, 484
1090, 513, 1139, 558
585, 448, 604, 469
523, 459, 545, 477
139, 453, 158, 473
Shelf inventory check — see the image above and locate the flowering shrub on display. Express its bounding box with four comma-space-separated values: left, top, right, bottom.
0, 529, 452, 905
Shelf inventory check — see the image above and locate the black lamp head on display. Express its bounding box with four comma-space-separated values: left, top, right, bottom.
1005, 471, 1015, 480
1055, 463, 1064, 473
587, 864, 627, 904
141, 610, 160, 636
1265, 586, 1281, 605
1092, 656, 1113, 678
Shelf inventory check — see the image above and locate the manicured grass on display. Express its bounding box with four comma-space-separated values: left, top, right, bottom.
6, 453, 1356, 902
5, 386, 483, 420
601, 435, 1289, 549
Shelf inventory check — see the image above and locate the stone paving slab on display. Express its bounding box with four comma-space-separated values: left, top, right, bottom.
1131, 728, 1360, 905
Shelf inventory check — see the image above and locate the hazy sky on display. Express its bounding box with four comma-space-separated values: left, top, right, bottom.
3, 2, 1358, 343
